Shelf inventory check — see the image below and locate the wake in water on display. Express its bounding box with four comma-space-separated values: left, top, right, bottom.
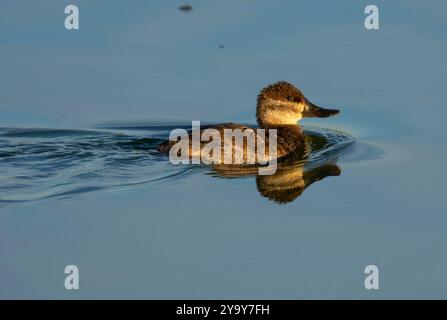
0, 124, 355, 203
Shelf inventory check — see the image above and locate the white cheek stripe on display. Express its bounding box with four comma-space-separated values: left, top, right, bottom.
264, 109, 301, 124
260, 98, 304, 124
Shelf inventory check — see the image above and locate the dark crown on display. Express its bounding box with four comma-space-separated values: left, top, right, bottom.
258, 81, 304, 103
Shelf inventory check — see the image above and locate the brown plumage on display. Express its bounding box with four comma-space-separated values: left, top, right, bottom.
158, 123, 304, 161
158, 81, 339, 164
257, 81, 305, 104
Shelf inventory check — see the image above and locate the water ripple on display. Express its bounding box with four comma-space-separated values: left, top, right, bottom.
0, 125, 356, 203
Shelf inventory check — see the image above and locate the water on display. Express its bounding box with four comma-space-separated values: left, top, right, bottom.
0, 125, 355, 203
1, 0, 447, 299
0, 126, 192, 202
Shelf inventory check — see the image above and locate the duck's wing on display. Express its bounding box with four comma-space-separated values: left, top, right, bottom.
157, 123, 253, 154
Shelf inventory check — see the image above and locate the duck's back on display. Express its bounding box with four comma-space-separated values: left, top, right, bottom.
157, 123, 304, 163
157, 123, 251, 153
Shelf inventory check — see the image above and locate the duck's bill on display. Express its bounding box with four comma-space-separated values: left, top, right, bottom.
303, 101, 339, 118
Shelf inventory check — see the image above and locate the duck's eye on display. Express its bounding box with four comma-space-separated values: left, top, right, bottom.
287, 96, 295, 102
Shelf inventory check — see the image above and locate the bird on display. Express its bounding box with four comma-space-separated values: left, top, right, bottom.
158, 81, 339, 164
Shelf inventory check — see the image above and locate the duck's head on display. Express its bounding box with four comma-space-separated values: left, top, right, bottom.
256, 81, 339, 127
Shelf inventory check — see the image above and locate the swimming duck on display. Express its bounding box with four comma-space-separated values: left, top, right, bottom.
158, 81, 339, 162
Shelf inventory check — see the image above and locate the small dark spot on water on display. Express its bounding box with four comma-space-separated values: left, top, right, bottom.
179, 5, 193, 12
219, 45, 225, 49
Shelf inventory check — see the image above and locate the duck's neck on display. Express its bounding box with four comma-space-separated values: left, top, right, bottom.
256, 112, 303, 140
261, 123, 305, 155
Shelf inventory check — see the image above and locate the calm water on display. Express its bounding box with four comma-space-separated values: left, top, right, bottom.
1, 0, 447, 299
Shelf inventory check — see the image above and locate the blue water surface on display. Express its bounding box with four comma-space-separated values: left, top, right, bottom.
1, 0, 447, 299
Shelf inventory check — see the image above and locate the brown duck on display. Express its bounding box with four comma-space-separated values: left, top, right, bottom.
158, 81, 339, 163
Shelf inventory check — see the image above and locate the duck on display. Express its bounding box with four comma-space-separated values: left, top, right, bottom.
158, 81, 339, 163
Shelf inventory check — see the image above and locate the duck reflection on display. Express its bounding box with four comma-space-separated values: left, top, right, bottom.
256, 162, 340, 203
209, 134, 342, 204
